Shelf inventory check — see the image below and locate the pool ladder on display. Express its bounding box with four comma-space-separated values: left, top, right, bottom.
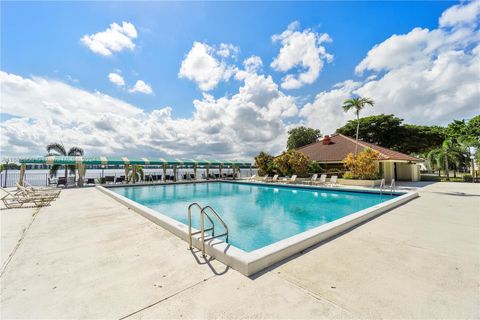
379, 179, 396, 195
187, 202, 229, 257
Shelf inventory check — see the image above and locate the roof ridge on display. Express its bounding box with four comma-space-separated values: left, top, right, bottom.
336, 133, 390, 159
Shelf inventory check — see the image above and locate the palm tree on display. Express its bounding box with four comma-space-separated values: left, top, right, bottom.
427, 139, 462, 181
342, 96, 375, 154
46, 143, 84, 178
126, 164, 144, 183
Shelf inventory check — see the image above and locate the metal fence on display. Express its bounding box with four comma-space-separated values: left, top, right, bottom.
0, 168, 257, 188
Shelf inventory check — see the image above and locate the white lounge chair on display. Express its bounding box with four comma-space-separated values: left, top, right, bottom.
315, 174, 327, 185
23, 181, 61, 197
1, 187, 53, 209
328, 175, 338, 187
16, 183, 58, 201
305, 174, 318, 185
248, 174, 257, 181
280, 175, 297, 184
267, 174, 279, 182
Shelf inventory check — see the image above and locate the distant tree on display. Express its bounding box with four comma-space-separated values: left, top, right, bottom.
336, 114, 403, 148
341, 96, 375, 154
336, 114, 445, 154
254, 152, 275, 176
399, 125, 445, 154
286, 126, 321, 150
274, 150, 311, 177
427, 139, 463, 181
46, 143, 84, 177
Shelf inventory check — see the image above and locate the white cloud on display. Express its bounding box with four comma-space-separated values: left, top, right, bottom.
0, 71, 296, 158
178, 41, 238, 91
301, 1, 480, 134
235, 55, 263, 80
271, 21, 333, 89
81, 21, 138, 56
108, 72, 125, 86
217, 43, 240, 58
128, 80, 153, 94
439, 0, 480, 28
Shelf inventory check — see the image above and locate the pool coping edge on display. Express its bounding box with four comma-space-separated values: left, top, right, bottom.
96, 184, 418, 276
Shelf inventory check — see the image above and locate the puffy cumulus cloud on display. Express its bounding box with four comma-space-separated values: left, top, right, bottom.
0, 71, 297, 158
439, 0, 480, 28
301, 1, 480, 135
178, 42, 238, 91
271, 21, 333, 89
128, 80, 153, 94
217, 43, 240, 58
81, 21, 138, 56
235, 55, 263, 81
108, 72, 125, 86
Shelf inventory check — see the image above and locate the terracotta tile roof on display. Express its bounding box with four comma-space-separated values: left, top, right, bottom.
296, 134, 422, 162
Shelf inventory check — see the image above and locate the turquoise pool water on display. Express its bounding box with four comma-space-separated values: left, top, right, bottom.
111, 182, 397, 252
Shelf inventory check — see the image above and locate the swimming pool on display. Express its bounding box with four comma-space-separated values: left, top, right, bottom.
111, 182, 397, 252
100, 181, 418, 275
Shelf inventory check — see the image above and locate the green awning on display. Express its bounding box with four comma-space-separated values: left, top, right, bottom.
19, 156, 253, 167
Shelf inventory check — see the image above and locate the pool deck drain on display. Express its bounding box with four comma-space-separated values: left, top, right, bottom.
1, 182, 479, 319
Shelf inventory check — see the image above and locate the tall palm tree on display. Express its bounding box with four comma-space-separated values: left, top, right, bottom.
342, 96, 375, 154
46, 143, 84, 178
126, 164, 144, 183
427, 139, 462, 181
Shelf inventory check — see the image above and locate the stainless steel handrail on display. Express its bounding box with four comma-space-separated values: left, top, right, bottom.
200, 206, 229, 257
187, 202, 214, 249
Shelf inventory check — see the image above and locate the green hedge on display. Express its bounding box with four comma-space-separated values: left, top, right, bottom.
420, 175, 441, 181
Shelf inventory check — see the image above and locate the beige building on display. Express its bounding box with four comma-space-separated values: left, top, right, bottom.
297, 134, 423, 181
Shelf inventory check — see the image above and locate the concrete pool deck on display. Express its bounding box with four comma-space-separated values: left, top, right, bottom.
1, 182, 479, 319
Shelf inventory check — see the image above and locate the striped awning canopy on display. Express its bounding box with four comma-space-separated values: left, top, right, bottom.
19, 156, 253, 167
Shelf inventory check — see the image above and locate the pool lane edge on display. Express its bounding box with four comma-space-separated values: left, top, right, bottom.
96, 184, 419, 276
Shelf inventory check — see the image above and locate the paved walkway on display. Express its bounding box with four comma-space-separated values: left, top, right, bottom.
1, 182, 479, 319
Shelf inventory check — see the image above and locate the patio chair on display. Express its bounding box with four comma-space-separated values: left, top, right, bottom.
85, 178, 95, 185
328, 175, 338, 187
16, 183, 58, 201
22, 181, 61, 197
57, 177, 67, 187
105, 176, 115, 184
279, 175, 297, 184
248, 174, 257, 181
267, 174, 279, 182
305, 174, 318, 185
314, 174, 327, 185
1, 187, 53, 209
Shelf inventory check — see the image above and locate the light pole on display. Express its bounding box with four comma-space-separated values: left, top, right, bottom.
470, 155, 475, 183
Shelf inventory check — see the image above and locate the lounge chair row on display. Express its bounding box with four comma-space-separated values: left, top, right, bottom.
248, 174, 338, 187
1, 182, 61, 209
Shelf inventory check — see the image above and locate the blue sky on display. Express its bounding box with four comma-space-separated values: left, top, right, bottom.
1, 1, 478, 158
2, 1, 454, 117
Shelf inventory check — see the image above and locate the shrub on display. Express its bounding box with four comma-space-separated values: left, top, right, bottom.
254, 152, 275, 176
463, 174, 473, 182
307, 161, 320, 174
342, 148, 381, 180
342, 172, 355, 179
274, 150, 311, 177
420, 175, 441, 181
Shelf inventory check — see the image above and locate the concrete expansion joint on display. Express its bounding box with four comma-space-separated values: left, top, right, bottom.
0, 207, 41, 278
118, 275, 216, 319
271, 271, 355, 316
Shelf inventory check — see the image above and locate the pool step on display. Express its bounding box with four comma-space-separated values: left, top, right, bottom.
187, 202, 229, 257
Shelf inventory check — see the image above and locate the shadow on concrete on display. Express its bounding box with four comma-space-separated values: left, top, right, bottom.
189, 248, 229, 276
432, 191, 480, 197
